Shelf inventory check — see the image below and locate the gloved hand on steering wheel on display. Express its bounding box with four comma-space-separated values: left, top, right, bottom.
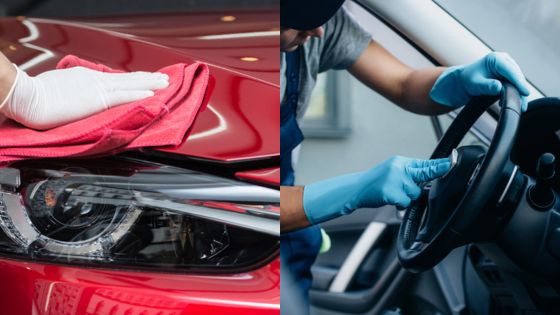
430, 52, 530, 111
303, 156, 451, 225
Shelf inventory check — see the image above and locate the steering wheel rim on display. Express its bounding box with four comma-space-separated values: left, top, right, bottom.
397, 83, 522, 273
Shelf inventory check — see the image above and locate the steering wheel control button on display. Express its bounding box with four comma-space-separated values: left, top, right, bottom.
528, 153, 557, 211
442, 149, 458, 179
450, 148, 458, 167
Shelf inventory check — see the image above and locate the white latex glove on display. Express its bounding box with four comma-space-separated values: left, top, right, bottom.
0, 65, 169, 130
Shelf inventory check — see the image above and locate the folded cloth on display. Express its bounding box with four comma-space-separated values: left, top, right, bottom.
0, 55, 209, 163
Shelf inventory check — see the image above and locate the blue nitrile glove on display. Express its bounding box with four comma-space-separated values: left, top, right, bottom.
303, 156, 451, 225
430, 52, 530, 112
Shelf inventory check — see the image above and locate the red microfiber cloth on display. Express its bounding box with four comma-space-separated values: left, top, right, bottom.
0, 55, 209, 163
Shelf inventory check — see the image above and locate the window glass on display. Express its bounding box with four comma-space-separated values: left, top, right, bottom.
306, 74, 328, 120
435, 0, 560, 96
301, 71, 351, 138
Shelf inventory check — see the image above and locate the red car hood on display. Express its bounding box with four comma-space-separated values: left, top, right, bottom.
0, 11, 279, 162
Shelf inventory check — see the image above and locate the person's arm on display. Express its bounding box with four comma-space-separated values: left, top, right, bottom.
281, 156, 451, 233
349, 41, 530, 114
348, 41, 447, 115
0, 53, 17, 106
281, 186, 310, 232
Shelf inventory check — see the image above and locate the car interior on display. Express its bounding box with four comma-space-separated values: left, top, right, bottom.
310, 93, 560, 315
304, 1, 560, 314
0, 1, 282, 314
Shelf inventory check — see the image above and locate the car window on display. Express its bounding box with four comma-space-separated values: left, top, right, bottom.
301, 70, 351, 138
434, 0, 560, 97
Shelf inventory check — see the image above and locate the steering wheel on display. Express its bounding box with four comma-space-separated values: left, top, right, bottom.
397, 83, 523, 272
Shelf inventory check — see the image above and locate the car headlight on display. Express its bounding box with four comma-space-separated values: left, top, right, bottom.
0, 157, 279, 273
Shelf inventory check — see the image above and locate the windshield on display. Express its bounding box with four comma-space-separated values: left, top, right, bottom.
434, 0, 560, 97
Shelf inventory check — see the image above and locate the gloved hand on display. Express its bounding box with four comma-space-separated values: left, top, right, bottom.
0, 64, 169, 130
430, 52, 530, 111
303, 156, 451, 225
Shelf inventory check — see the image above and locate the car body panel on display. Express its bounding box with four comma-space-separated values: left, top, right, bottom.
0, 257, 280, 315
235, 167, 280, 187
0, 11, 279, 162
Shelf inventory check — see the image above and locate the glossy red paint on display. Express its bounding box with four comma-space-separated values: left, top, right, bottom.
0, 11, 279, 162
71, 12, 280, 86
0, 257, 280, 315
236, 167, 280, 187
0, 11, 280, 315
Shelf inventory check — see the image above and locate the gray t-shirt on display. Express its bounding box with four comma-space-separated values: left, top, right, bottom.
280, 7, 372, 120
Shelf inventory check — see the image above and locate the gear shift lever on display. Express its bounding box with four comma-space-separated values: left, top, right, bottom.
528, 153, 556, 210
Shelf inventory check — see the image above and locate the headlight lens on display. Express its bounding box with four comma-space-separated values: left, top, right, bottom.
0, 158, 279, 273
